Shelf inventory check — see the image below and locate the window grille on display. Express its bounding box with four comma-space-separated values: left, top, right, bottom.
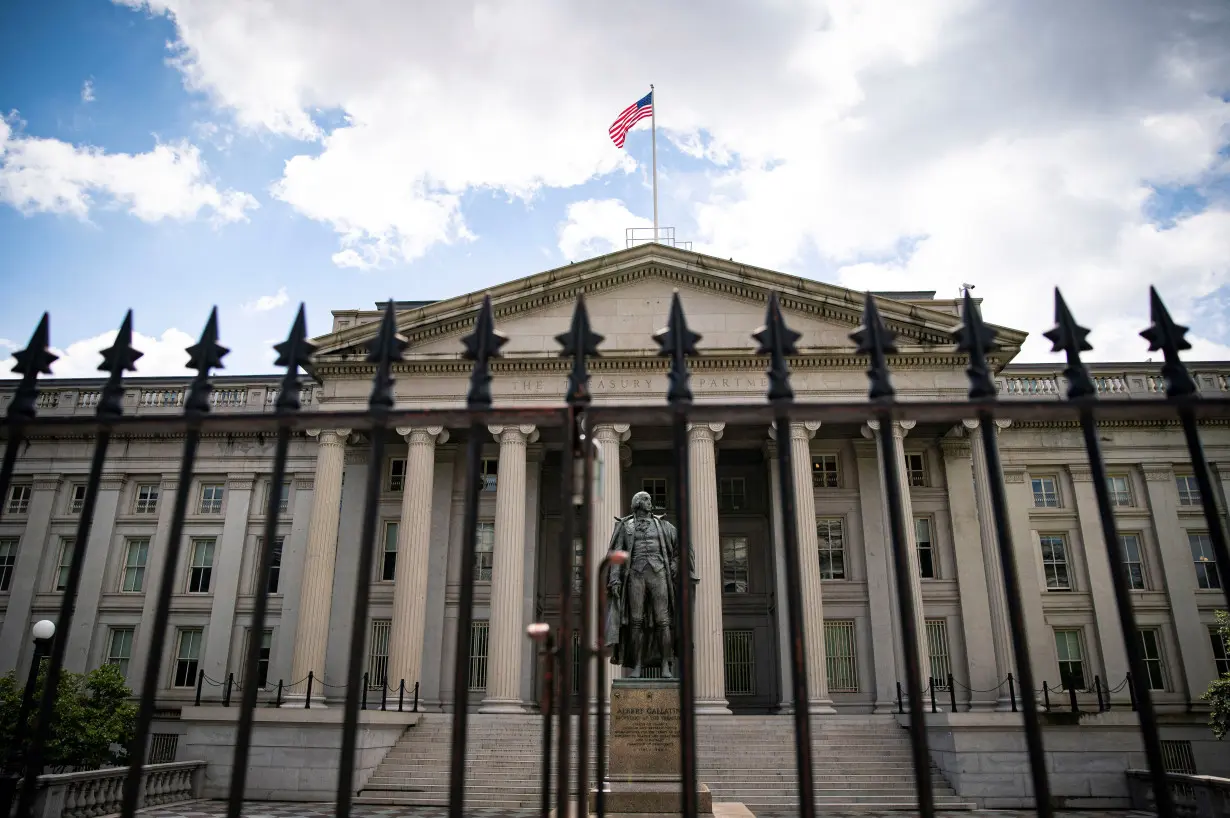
723, 630, 755, 695
1160, 740, 1196, 775
173, 628, 202, 688
6, 484, 30, 514
198, 483, 224, 514
1138, 629, 1167, 691
1189, 532, 1221, 589
475, 522, 495, 582
273, 481, 290, 513
1054, 629, 1085, 690
721, 536, 749, 593
926, 619, 951, 690
481, 458, 498, 492
468, 621, 490, 691
1032, 476, 1060, 507
906, 453, 926, 487
717, 477, 747, 511
381, 522, 398, 581
1107, 475, 1132, 507
1120, 533, 1145, 590
387, 458, 406, 492
187, 539, 215, 593
368, 620, 390, 689
134, 484, 159, 514
1040, 534, 1071, 591
816, 518, 845, 579
812, 455, 839, 488
0, 538, 17, 591
107, 628, 134, 679
122, 539, 149, 593
824, 620, 858, 692
68, 483, 87, 514
147, 734, 178, 765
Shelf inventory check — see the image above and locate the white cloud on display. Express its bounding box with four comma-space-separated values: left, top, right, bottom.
33, 328, 198, 379
558, 199, 652, 261
242, 286, 290, 313
81, 80, 95, 103
115, 0, 1230, 360
0, 115, 258, 224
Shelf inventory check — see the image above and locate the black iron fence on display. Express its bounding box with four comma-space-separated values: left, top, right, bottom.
0, 285, 1227, 818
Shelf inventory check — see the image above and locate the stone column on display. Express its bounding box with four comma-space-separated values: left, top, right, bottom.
965, 419, 1017, 709
771, 421, 834, 711
688, 422, 730, 714
481, 424, 537, 713
939, 435, 998, 710
130, 473, 179, 688
388, 426, 448, 694
0, 475, 61, 674
1143, 466, 1211, 701
202, 475, 254, 683
591, 424, 630, 699
1001, 465, 1058, 691
287, 428, 350, 703
855, 441, 899, 713
63, 475, 124, 673
1069, 464, 1130, 694
866, 420, 928, 685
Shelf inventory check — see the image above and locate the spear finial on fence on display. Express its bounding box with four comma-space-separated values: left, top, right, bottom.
367, 299, 408, 411
8, 313, 58, 419
850, 293, 897, 401
1140, 286, 1196, 398
653, 290, 701, 405
753, 291, 801, 403
97, 311, 143, 418
954, 290, 998, 400
1043, 289, 1095, 400
462, 294, 507, 409
273, 304, 317, 411
556, 294, 603, 406
184, 308, 228, 413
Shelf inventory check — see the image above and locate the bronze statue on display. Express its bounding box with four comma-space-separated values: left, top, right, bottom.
603, 491, 697, 678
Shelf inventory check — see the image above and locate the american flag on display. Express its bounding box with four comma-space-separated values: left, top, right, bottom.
609, 91, 653, 149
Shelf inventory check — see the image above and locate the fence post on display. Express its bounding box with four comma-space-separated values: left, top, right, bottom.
1043, 682, 1050, 711
413, 681, 419, 713
305, 670, 313, 709
276, 679, 283, 708
1126, 672, 1137, 711
1067, 679, 1079, 714
224, 673, 234, 707
1007, 673, 1016, 713
929, 677, 937, 714
948, 673, 957, 712
896, 682, 903, 715
398, 679, 405, 713
194, 669, 204, 706
381, 680, 387, 711
1095, 675, 1104, 712
1102, 677, 1111, 710
362, 672, 369, 711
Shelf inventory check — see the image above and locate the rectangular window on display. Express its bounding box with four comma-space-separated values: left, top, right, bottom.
1040, 534, 1071, 591
481, 458, 498, 492
906, 453, 927, 487
245, 629, 272, 689
723, 630, 755, 696
812, 455, 839, 489
1054, 629, 1085, 690
1161, 740, 1197, 776
641, 478, 668, 511
1176, 475, 1201, 506
68, 484, 87, 514
254, 536, 284, 594
721, 536, 749, 594
173, 628, 203, 688
1139, 629, 1167, 691
55, 538, 75, 591
134, 484, 159, 515
1120, 533, 1145, 590
7, 484, 31, 514
121, 538, 149, 593
387, 458, 406, 492
926, 619, 952, 690
1190, 532, 1221, 589
718, 477, 747, 512
468, 621, 490, 691
272, 481, 290, 514
824, 620, 858, 692
475, 522, 495, 582
381, 522, 398, 582
1107, 475, 1132, 507
107, 628, 134, 679
1210, 627, 1230, 677
0, 538, 17, 592
368, 619, 390, 689
1032, 476, 1060, 508
187, 539, 215, 593
817, 518, 845, 580
197, 484, 224, 514
572, 537, 584, 594
916, 517, 935, 579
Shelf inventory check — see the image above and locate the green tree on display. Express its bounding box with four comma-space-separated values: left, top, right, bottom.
1203, 610, 1230, 740
0, 663, 137, 771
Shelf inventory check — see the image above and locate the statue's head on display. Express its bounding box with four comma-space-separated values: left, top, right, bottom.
631, 491, 654, 514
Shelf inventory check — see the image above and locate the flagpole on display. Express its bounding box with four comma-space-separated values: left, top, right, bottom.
650, 83, 658, 243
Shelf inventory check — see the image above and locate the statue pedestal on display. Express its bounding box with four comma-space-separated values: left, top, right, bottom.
590, 678, 713, 815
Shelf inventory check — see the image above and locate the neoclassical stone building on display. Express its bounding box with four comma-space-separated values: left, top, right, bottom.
1, 244, 1228, 724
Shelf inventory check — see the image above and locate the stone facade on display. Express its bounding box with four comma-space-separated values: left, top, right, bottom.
1, 245, 1228, 736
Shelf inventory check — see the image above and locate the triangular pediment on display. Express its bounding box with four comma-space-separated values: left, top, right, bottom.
314, 244, 1026, 364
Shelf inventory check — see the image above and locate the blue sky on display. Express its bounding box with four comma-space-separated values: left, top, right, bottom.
2, 0, 1228, 375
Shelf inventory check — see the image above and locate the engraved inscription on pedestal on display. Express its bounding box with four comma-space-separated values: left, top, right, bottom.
609, 678, 680, 781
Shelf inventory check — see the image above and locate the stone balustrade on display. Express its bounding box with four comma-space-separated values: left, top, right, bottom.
998, 364, 1229, 400
30, 761, 205, 818
0, 381, 316, 417
1126, 769, 1230, 818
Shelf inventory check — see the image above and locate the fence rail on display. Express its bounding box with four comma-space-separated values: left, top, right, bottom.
1, 286, 1228, 818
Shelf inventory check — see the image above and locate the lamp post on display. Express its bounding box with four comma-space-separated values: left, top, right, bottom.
0, 619, 57, 817
526, 623, 556, 818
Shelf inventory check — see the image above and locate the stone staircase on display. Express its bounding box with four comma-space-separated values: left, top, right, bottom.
357, 713, 975, 811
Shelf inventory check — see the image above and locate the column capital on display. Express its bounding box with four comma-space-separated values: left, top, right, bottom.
307, 428, 352, 446
592, 423, 631, 443
397, 425, 449, 445
768, 421, 819, 441
864, 419, 915, 438
1144, 466, 1174, 482
963, 418, 1012, 433
489, 424, 540, 444
687, 421, 725, 442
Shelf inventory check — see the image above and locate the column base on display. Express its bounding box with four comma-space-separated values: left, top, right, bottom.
872, 702, 900, 715
279, 695, 328, 709
478, 697, 529, 714
807, 699, 837, 714
776, 702, 795, 715
695, 699, 731, 715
